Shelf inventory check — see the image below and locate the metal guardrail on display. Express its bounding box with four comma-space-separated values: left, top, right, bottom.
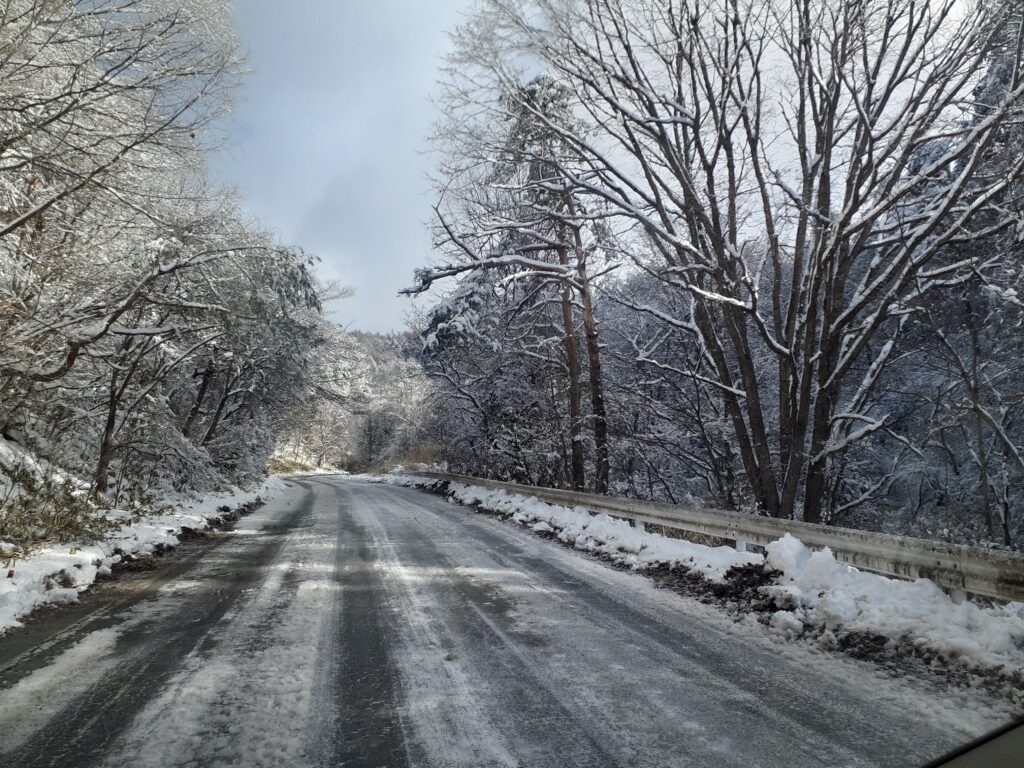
415, 472, 1024, 603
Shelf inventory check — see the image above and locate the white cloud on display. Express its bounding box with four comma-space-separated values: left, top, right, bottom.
210, 0, 470, 331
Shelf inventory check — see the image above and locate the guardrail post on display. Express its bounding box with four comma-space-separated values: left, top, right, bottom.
735, 540, 748, 553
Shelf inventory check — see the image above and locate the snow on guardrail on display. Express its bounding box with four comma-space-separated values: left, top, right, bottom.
388, 473, 1024, 678
415, 472, 1024, 603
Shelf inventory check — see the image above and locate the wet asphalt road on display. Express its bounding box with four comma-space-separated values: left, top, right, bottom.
0, 477, 1005, 767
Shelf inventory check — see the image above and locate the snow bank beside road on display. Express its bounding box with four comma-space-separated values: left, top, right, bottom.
446, 481, 761, 581
384, 474, 1024, 676
764, 534, 1024, 672
0, 477, 285, 634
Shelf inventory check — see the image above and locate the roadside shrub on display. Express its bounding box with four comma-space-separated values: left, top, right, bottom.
0, 463, 116, 551
266, 455, 316, 474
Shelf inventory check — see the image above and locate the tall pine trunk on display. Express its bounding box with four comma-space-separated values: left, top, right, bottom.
556, 245, 586, 490
571, 224, 609, 495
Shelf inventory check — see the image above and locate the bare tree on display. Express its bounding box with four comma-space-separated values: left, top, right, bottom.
441, 0, 1024, 521
413, 73, 615, 492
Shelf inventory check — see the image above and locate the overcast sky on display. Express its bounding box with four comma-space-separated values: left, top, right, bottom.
209, 1, 469, 333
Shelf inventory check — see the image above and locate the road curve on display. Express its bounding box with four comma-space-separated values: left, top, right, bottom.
0, 476, 1008, 767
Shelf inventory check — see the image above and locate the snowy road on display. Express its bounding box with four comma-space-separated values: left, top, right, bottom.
0, 477, 1008, 767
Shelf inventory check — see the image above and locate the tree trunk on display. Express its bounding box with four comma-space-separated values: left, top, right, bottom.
95, 368, 120, 495
201, 374, 235, 447
556, 245, 586, 490
575, 245, 609, 494
1001, 497, 1012, 548
967, 319, 995, 538
803, 387, 837, 525
183, 360, 213, 438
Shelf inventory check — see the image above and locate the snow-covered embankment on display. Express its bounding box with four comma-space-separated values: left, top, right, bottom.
0, 476, 286, 633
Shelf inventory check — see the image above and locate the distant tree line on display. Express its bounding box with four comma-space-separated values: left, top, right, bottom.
274, 331, 433, 473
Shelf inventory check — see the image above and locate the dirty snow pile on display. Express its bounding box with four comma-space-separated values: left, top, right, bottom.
0, 476, 286, 633
385, 474, 1024, 673
763, 534, 1024, 672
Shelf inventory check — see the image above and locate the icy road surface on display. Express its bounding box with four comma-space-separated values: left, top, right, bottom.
0, 477, 1010, 767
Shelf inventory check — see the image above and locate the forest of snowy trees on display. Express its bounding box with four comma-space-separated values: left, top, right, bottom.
3, 0, 1024, 554
274, 331, 432, 472
0, 0, 357, 542
0, 0, 436, 555
410, 0, 1024, 547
